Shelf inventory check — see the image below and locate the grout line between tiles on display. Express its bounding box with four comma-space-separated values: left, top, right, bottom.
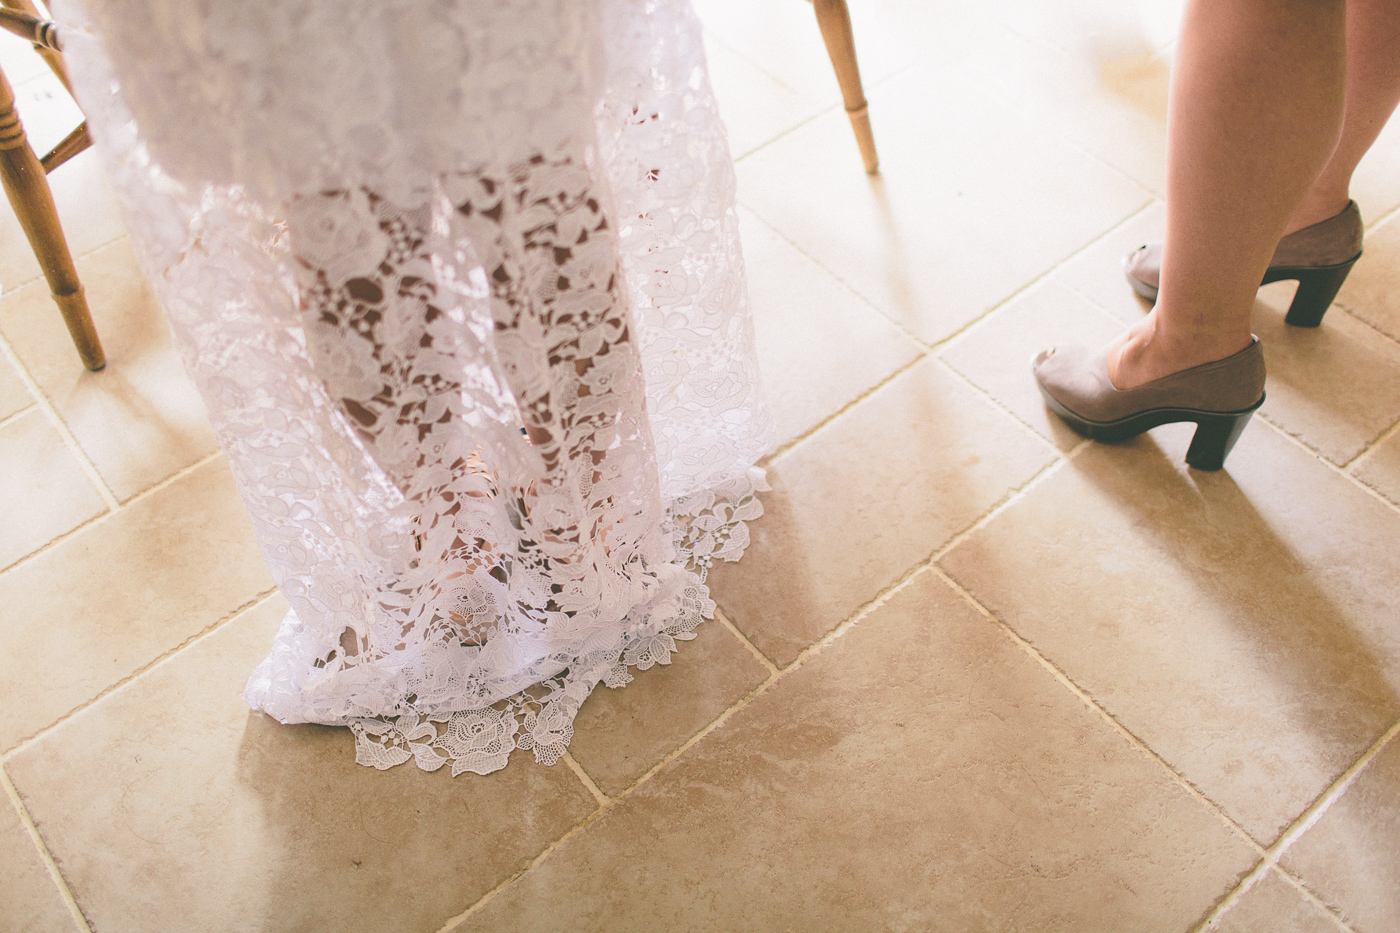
1255, 413, 1400, 518
0, 449, 225, 576
1, 230, 131, 300
1272, 868, 1358, 933
0, 400, 38, 431
1193, 717, 1399, 932
1342, 411, 1400, 474
1, 587, 281, 762
932, 442, 1086, 562
0, 331, 118, 511
933, 355, 1066, 458
560, 752, 610, 808
927, 563, 1266, 857
713, 606, 779, 676
766, 353, 925, 461
441, 559, 936, 932
1, 766, 92, 933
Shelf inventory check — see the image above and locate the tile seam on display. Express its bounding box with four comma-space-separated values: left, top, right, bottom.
765, 353, 927, 461
1272, 867, 1359, 933
1194, 717, 1399, 932
932, 354, 1069, 458
0, 449, 226, 576
713, 606, 779, 676
1, 586, 281, 761
1, 765, 93, 933
1341, 411, 1400, 473
560, 751, 610, 808
0, 330, 118, 510
0, 231, 132, 296
441, 561, 938, 930
1254, 413, 1400, 518
0, 401, 38, 431
926, 563, 1266, 856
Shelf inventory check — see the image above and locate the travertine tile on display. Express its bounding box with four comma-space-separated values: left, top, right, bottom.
1337, 209, 1400, 343
941, 424, 1400, 843
709, 357, 1054, 667
0, 238, 218, 501
742, 209, 923, 449
1283, 733, 1400, 933
737, 62, 1150, 345
0, 457, 272, 751
1253, 301, 1400, 466
7, 596, 597, 933
1215, 869, 1342, 933
459, 571, 1257, 933
1352, 427, 1400, 507
0, 74, 128, 291
569, 615, 769, 796
939, 279, 1124, 451
0, 792, 78, 933
0, 409, 105, 569
703, 35, 822, 162
958, 23, 1170, 195
0, 352, 32, 421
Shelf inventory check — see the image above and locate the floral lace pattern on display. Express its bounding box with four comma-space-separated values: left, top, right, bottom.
58, 0, 772, 774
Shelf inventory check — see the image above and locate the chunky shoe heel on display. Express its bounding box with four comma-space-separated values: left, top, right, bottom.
1264, 258, 1357, 328
1184, 404, 1262, 472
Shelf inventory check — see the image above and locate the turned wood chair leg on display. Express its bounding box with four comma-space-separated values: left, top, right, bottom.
0, 65, 103, 370
812, 0, 879, 174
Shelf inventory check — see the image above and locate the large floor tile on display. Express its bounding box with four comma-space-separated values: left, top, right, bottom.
940, 423, 1400, 843
458, 571, 1256, 933
1283, 733, 1400, 933
703, 35, 822, 162
0, 238, 218, 501
939, 279, 1123, 451
742, 209, 923, 449
1337, 209, 1400, 343
958, 23, 1171, 195
569, 614, 769, 796
7, 596, 598, 933
0, 793, 78, 933
0, 456, 272, 752
1351, 427, 1400, 507
0, 351, 32, 421
0, 409, 105, 569
1214, 869, 1342, 933
708, 356, 1054, 667
1252, 299, 1400, 466
737, 63, 1150, 345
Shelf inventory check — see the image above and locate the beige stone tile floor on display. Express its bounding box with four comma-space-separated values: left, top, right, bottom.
2, 2, 1399, 930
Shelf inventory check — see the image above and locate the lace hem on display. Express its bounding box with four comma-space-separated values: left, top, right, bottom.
247, 467, 766, 776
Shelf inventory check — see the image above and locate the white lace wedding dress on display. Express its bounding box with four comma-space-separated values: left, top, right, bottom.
56, 0, 772, 775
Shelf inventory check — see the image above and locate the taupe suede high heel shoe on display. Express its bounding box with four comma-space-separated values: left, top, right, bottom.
1124, 201, 1363, 328
1033, 337, 1266, 471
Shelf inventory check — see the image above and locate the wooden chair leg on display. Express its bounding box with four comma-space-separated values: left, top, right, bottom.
812, 0, 879, 174
0, 65, 103, 370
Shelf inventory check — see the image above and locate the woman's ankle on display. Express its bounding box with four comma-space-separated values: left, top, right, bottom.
1107, 316, 1252, 390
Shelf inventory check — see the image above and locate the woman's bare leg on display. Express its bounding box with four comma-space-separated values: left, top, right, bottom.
1108, 0, 1346, 390
1285, 0, 1400, 234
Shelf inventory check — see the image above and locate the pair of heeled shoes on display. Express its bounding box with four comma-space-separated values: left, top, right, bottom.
1034, 201, 1363, 470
